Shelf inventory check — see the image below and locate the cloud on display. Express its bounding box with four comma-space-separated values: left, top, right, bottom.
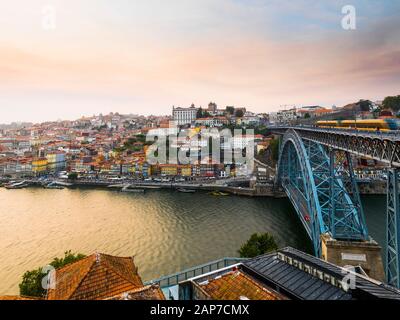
0, 0, 399, 123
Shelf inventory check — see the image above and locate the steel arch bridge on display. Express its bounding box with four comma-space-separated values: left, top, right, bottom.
272, 126, 400, 288
277, 129, 368, 257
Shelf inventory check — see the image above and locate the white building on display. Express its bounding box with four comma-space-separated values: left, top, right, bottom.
276, 108, 297, 124
172, 105, 198, 126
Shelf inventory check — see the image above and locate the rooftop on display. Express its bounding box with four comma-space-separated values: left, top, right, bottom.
243, 247, 400, 300
46, 253, 144, 300
0, 296, 41, 300
106, 285, 165, 300
196, 270, 286, 300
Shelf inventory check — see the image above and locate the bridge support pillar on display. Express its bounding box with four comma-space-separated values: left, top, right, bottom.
386, 169, 400, 288
321, 234, 385, 282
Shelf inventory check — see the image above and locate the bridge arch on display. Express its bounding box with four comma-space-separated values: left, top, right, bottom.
277, 130, 327, 256
277, 129, 368, 256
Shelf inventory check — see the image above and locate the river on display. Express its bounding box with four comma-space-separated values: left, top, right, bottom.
0, 188, 386, 295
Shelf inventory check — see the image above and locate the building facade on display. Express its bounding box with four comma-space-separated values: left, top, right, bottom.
172, 105, 198, 126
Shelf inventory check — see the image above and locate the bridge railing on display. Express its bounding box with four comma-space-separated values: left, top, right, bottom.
270, 125, 400, 138
144, 257, 249, 288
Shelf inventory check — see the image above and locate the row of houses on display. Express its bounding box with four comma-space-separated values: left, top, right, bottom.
71, 159, 237, 179
0, 152, 66, 177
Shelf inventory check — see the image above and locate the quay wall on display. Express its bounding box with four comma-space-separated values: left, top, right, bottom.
0, 178, 387, 197
358, 180, 387, 195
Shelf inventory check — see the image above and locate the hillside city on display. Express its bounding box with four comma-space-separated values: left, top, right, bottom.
0, 98, 398, 182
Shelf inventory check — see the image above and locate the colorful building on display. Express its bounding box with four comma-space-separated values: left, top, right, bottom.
160, 164, 178, 176
179, 165, 192, 177
32, 158, 48, 175
46, 152, 66, 172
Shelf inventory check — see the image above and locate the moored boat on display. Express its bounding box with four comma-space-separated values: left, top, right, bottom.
121, 188, 146, 193
177, 188, 196, 193
121, 185, 146, 193
209, 191, 230, 196
5, 181, 29, 190
45, 185, 65, 190
45, 182, 65, 190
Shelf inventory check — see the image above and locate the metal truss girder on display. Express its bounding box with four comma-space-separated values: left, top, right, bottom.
329, 150, 368, 240
386, 169, 400, 288
272, 127, 400, 167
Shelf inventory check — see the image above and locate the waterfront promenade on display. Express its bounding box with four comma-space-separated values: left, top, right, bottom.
0, 176, 286, 197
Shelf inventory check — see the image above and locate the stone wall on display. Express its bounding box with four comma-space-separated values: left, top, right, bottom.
321, 234, 385, 282
358, 181, 387, 195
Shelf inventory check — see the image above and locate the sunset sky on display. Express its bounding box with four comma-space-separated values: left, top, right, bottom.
0, 0, 399, 123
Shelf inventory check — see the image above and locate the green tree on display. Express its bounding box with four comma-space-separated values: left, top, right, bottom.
226, 106, 235, 115
382, 95, 400, 112
235, 109, 244, 117
304, 113, 311, 119
67, 172, 78, 180
197, 107, 204, 118
50, 250, 86, 269
269, 138, 280, 162
357, 99, 373, 112
238, 233, 278, 258
196, 108, 211, 119
19, 268, 46, 298
19, 251, 86, 297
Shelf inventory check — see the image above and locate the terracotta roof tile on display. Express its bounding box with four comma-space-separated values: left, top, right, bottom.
0, 296, 42, 300
106, 285, 166, 300
199, 271, 287, 300
47, 253, 143, 300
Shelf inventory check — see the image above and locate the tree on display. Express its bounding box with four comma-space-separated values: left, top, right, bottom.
196, 108, 204, 118
382, 95, 400, 112
269, 139, 280, 163
19, 269, 46, 298
19, 251, 86, 297
238, 233, 278, 258
235, 109, 244, 118
196, 108, 211, 119
304, 113, 311, 119
68, 172, 78, 180
50, 250, 86, 269
226, 106, 235, 115
357, 99, 373, 112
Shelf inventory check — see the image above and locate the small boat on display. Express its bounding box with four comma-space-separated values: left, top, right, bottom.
53, 181, 73, 187
121, 185, 146, 193
209, 191, 230, 196
177, 188, 196, 193
5, 181, 29, 189
45, 185, 65, 190
140, 186, 162, 190
122, 188, 146, 193
108, 184, 127, 189
45, 182, 65, 190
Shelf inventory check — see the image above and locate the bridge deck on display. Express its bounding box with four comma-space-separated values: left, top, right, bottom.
272, 126, 400, 167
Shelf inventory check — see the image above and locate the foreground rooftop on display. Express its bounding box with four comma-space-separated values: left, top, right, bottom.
173, 247, 400, 300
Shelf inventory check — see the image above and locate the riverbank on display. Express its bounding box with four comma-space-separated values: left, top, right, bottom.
1, 178, 287, 198
0, 177, 387, 196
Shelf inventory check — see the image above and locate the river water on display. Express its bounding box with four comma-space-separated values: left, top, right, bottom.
0, 188, 386, 295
